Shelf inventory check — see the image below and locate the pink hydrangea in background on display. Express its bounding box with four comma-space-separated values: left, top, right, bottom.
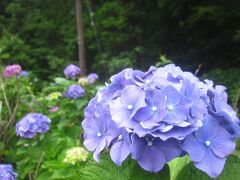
49, 106, 59, 113
3, 64, 22, 78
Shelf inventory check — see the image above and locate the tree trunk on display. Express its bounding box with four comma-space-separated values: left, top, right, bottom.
76, 0, 86, 75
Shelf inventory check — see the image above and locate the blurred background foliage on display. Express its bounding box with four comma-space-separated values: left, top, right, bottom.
0, 0, 239, 79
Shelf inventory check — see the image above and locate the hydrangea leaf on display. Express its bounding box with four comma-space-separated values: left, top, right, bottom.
80, 153, 132, 180
168, 155, 190, 180
54, 77, 71, 86
129, 162, 170, 180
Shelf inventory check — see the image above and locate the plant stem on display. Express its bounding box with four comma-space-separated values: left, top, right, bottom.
2, 77, 21, 144
0, 76, 12, 116
194, 64, 202, 76
234, 88, 240, 113
34, 151, 45, 179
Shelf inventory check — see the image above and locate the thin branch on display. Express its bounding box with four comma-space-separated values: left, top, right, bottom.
234, 88, 240, 113
0, 76, 12, 116
34, 151, 45, 179
194, 64, 202, 76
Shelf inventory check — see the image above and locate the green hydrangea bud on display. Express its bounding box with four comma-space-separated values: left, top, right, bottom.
63, 147, 88, 165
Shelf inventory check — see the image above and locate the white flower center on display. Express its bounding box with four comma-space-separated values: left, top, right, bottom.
204, 140, 211, 146
167, 105, 174, 111
118, 135, 123, 140
152, 106, 157, 112
127, 104, 133, 110
147, 141, 153, 146
97, 133, 102, 137
95, 112, 100, 117
145, 80, 151, 85
28, 117, 36, 123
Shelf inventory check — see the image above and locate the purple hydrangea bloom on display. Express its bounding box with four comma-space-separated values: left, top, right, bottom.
182, 115, 236, 178
3, 64, 22, 78
82, 64, 240, 176
16, 113, 51, 139
87, 73, 99, 84
65, 85, 85, 99
64, 64, 81, 78
0, 164, 18, 180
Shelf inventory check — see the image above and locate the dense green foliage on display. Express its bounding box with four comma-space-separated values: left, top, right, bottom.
0, 71, 97, 179
0, 0, 239, 79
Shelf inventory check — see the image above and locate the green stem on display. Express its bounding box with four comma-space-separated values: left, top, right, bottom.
234, 88, 240, 113
2, 77, 21, 145
34, 151, 45, 179
0, 76, 12, 116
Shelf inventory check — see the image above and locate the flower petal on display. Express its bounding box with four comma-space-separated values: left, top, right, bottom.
194, 149, 226, 178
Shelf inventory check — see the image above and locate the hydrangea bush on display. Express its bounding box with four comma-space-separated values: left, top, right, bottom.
65, 84, 85, 99
82, 64, 240, 178
64, 64, 81, 78
2, 64, 22, 78
0, 64, 99, 179
16, 113, 51, 139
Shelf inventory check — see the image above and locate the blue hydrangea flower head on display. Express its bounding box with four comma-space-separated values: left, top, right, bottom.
82, 64, 240, 176
0, 164, 18, 180
64, 64, 81, 78
16, 113, 51, 138
65, 85, 85, 99
87, 73, 99, 84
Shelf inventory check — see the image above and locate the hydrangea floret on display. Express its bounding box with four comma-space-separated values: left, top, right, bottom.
16, 113, 51, 139
0, 164, 18, 180
64, 64, 81, 78
3, 64, 22, 78
87, 73, 99, 84
63, 147, 89, 164
82, 64, 240, 177
49, 106, 59, 113
78, 77, 89, 86
65, 85, 85, 99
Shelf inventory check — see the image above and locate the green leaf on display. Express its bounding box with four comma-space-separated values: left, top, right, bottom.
54, 77, 71, 86
80, 154, 132, 180
129, 162, 170, 180
50, 168, 79, 179
75, 98, 88, 110
168, 155, 190, 180
80, 154, 170, 180
0, 142, 4, 151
